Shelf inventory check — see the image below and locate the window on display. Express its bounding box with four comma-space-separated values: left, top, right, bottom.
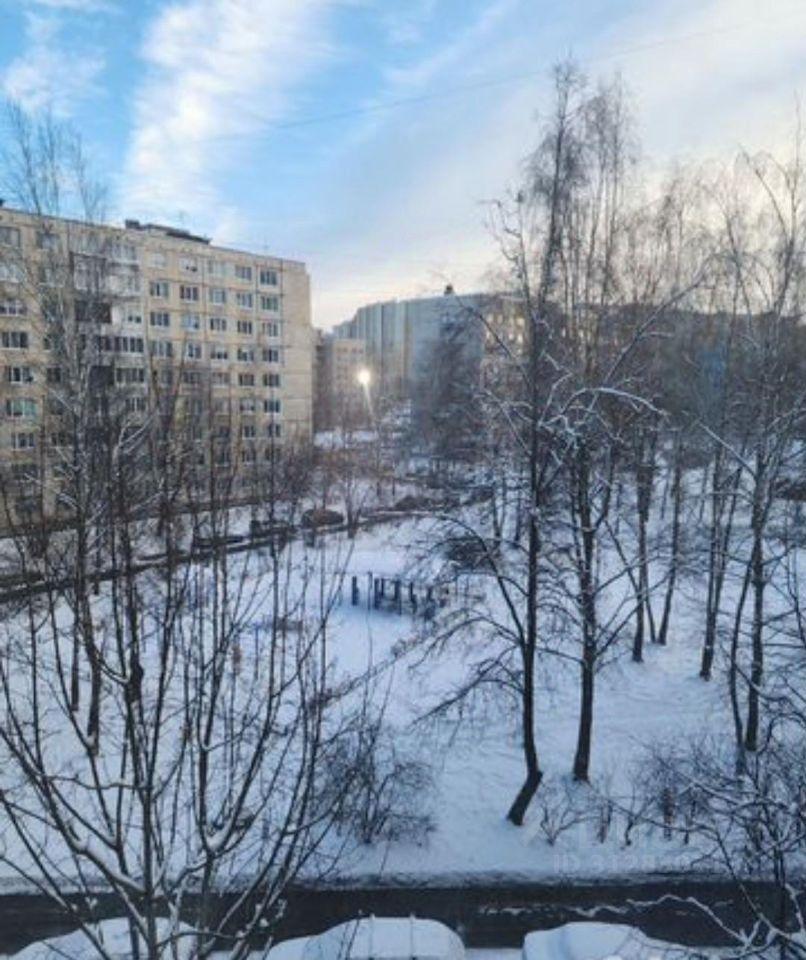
115, 367, 145, 385
263, 373, 281, 388
149, 280, 170, 298
261, 321, 279, 337
180, 284, 199, 302
182, 370, 202, 385
209, 316, 227, 332
180, 256, 198, 273
212, 371, 229, 386
111, 241, 137, 262
210, 344, 229, 361
10, 432, 36, 450
209, 287, 227, 305
11, 462, 38, 481
235, 292, 253, 309
111, 267, 141, 296
185, 341, 202, 360
150, 340, 174, 358
50, 432, 69, 447
159, 368, 173, 386
241, 424, 256, 439
126, 396, 147, 414
0, 225, 21, 247
262, 348, 280, 363
181, 313, 201, 331
239, 397, 256, 413
1, 331, 29, 350
207, 259, 227, 278
76, 300, 112, 324
0, 262, 23, 283
213, 398, 229, 414
264, 398, 281, 414
102, 336, 143, 354
259, 295, 279, 312
236, 319, 253, 335
266, 423, 282, 438
6, 366, 34, 384
0, 300, 26, 317
5, 398, 37, 418
126, 312, 143, 325
237, 347, 255, 362
46, 367, 62, 385
150, 311, 170, 328
234, 264, 252, 281
36, 230, 60, 251
259, 268, 278, 286
238, 373, 254, 387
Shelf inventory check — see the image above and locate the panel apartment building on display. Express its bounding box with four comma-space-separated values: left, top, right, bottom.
0, 205, 313, 523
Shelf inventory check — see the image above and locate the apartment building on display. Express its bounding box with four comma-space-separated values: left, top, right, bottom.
331, 289, 525, 451
314, 333, 368, 430
0, 205, 313, 522
334, 289, 505, 398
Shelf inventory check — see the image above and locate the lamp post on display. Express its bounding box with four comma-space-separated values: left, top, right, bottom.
356, 367, 382, 499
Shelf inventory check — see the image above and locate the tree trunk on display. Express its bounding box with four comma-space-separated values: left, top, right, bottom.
657, 453, 683, 646
506, 644, 542, 824
745, 531, 765, 753
573, 654, 595, 782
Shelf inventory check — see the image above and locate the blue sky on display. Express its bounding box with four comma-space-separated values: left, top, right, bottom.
1, 0, 805, 327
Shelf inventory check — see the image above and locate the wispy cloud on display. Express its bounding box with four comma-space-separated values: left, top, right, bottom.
1, 10, 106, 115
311, 0, 806, 327
378, 0, 436, 46
121, 0, 340, 231
26, 0, 113, 10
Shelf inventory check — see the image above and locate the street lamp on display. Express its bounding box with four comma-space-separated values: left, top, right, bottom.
355, 367, 382, 497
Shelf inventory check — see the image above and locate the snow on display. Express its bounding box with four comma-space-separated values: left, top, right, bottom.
300, 917, 465, 960
8, 921, 690, 960
0, 508, 735, 888
0, 457, 797, 918
522, 923, 687, 959
10, 919, 196, 959
265, 937, 309, 960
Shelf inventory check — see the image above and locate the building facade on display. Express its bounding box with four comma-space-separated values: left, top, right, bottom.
314, 333, 367, 430
0, 206, 313, 523
329, 289, 525, 454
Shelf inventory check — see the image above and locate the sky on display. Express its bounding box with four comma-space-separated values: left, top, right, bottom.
1, 0, 805, 329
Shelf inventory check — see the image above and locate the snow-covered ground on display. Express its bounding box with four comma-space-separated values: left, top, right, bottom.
0, 505, 736, 887
301, 515, 729, 881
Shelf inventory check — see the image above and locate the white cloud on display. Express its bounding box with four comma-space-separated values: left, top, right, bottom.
1, 11, 105, 115
26, 0, 113, 10
309, 0, 806, 328
587, 0, 806, 160
378, 0, 436, 46
120, 0, 339, 232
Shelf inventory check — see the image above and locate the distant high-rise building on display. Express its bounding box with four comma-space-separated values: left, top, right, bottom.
314, 332, 368, 431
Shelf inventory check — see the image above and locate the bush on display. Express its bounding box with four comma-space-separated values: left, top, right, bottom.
318, 720, 435, 846
532, 778, 589, 846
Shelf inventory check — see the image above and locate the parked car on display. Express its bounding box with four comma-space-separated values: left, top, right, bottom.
522, 922, 681, 959
268, 917, 465, 960
191, 532, 244, 551
301, 507, 344, 529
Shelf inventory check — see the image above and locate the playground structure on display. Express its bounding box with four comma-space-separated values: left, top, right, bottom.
348, 571, 481, 619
